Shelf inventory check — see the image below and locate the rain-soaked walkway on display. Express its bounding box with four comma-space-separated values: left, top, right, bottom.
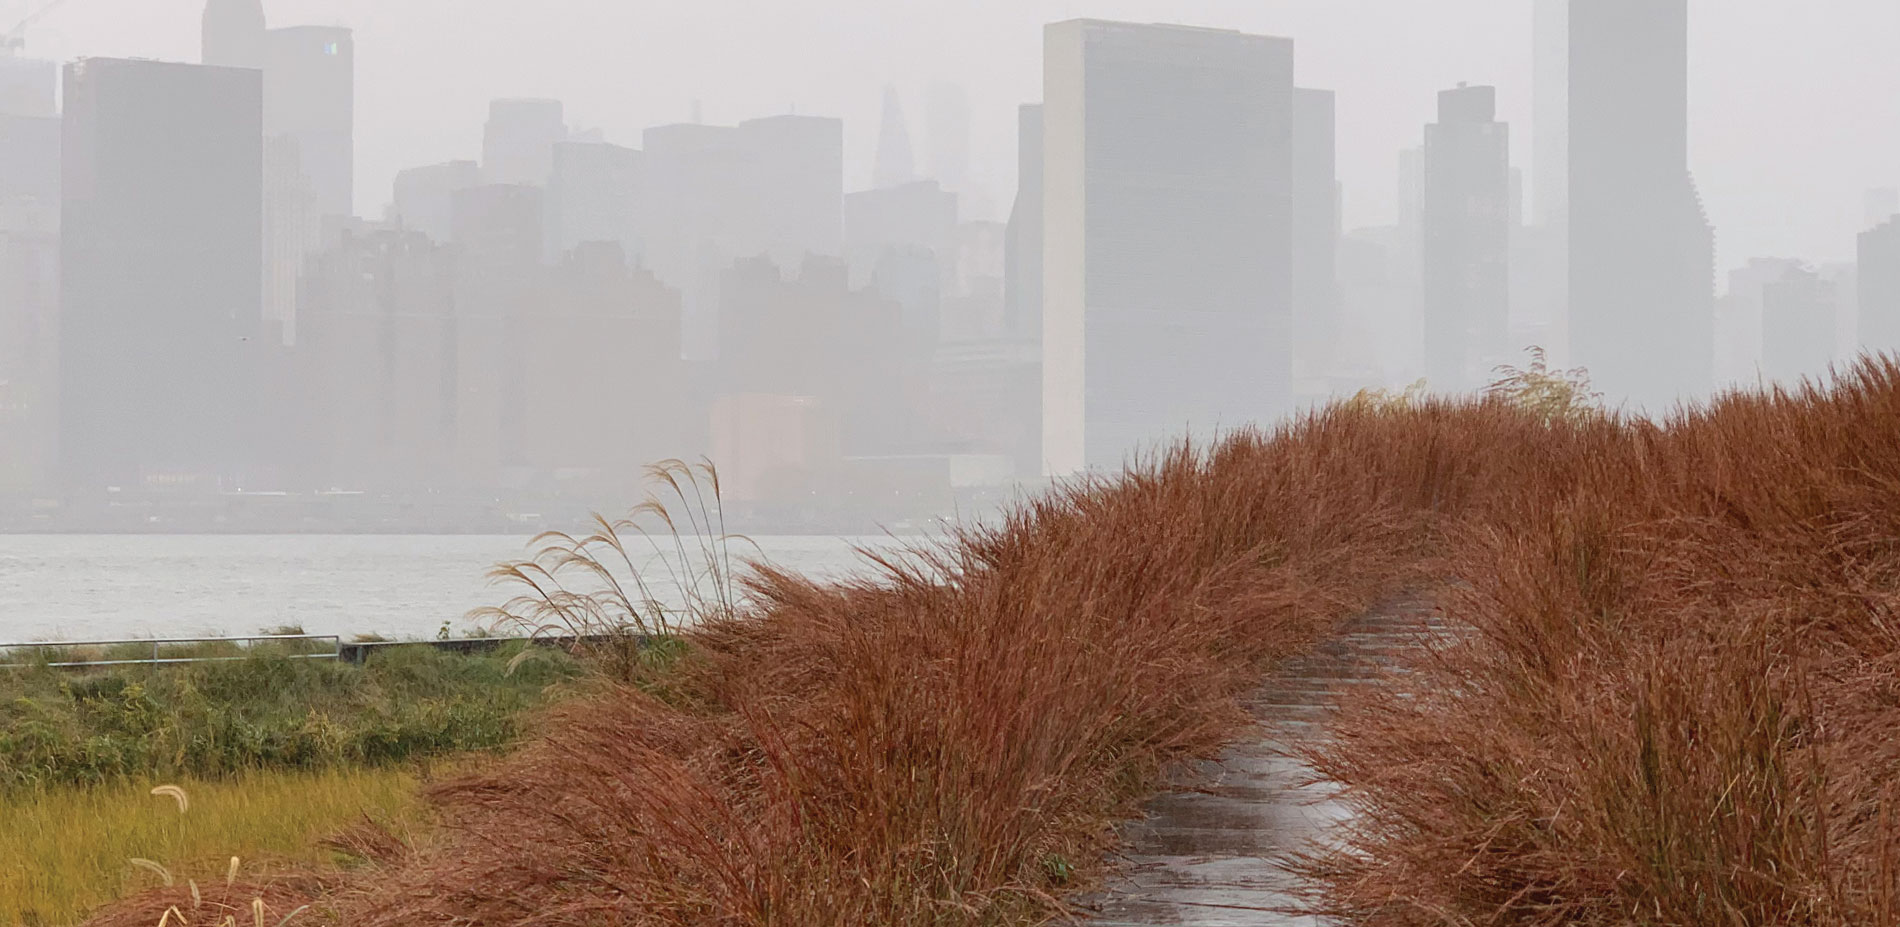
1076, 597, 1440, 926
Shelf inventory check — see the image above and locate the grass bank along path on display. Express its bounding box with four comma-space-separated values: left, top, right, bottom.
1079, 597, 1441, 926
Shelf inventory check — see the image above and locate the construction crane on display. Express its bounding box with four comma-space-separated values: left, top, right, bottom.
2, 0, 73, 56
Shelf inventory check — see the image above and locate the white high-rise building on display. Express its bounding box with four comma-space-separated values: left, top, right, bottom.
483, 99, 567, 187
1041, 20, 1294, 476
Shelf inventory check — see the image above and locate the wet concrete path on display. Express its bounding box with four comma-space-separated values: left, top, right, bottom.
1076, 597, 1440, 926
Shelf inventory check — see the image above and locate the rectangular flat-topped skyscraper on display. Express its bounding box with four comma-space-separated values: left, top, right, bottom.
1042, 20, 1295, 477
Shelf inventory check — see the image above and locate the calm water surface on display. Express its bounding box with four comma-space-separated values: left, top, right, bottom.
0, 535, 910, 643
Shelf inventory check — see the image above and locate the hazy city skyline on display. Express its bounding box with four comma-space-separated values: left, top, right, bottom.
18, 0, 1900, 270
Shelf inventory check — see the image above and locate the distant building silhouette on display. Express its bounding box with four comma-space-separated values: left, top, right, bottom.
0, 54, 56, 118
1422, 84, 1511, 393
199, 3, 356, 345
1292, 87, 1339, 389
265, 26, 353, 223
297, 227, 458, 490
450, 183, 544, 486
1004, 103, 1044, 343
1760, 265, 1837, 386
60, 57, 264, 491
0, 77, 59, 493
1532, 0, 1568, 230
1042, 20, 1294, 476
873, 85, 916, 190
1715, 257, 1800, 387
201, 0, 266, 70
1568, 0, 1714, 410
740, 115, 846, 269
1860, 217, 1900, 355
642, 116, 847, 361
844, 179, 958, 321
482, 99, 567, 187
925, 81, 972, 194
548, 140, 642, 262
391, 160, 480, 243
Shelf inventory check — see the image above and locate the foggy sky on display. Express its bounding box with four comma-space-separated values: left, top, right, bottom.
24, 0, 1900, 270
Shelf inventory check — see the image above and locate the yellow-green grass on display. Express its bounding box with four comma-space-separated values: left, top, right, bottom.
1, 766, 426, 927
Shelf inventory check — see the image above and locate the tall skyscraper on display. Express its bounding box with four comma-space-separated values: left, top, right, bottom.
1532, 0, 1568, 229
0, 64, 59, 493
1292, 87, 1339, 385
1004, 103, 1045, 342
873, 85, 916, 190
642, 116, 848, 360
925, 81, 972, 194
1568, 0, 1714, 410
1860, 218, 1900, 355
266, 26, 354, 222
483, 99, 567, 187
201, 0, 266, 70
1423, 84, 1511, 393
1760, 265, 1837, 386
60, 58, 264, 490
548, 140, 643, 262
0, 55, 57, 118
1042, 20, 1294, 476
740, 115, 845, 268
642, 122, 747, 360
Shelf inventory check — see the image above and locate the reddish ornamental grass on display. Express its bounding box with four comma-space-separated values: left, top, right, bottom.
81, 357, 1900, 927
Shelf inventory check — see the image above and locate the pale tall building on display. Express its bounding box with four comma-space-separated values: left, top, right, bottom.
1860, 218, 1900, 355
1532, 0, 1568, 228
741, 115, 845, 268
873, 85, 916, 190
1423, 84, 1511, 393
640, 116, 847, 360
483, 98, 567, 187
1715, 257, 1800, 387
1760, 265, 1837, 387
0, 55, 57, 118
201, 0, 266, 70
548, 140, 642, 262
0, 65, 59, 492
265, 26, 353, 222
60, 57, 264, 490
1292, 88, 1338, 385
1042, 20, 1294, 476
1569, 0, 1714, 411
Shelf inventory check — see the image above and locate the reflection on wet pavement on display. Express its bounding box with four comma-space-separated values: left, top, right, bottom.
1078, 598, 1440, 926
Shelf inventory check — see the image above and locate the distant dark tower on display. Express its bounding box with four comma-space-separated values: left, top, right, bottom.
202, 0, 267, 70
1423, 84, 1511, 392
1568, 0, 1714, 411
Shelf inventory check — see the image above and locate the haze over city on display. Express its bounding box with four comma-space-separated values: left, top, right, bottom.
21, 0, 1900, 266
10, 6, 1900, 926
3, 0, 1900, 534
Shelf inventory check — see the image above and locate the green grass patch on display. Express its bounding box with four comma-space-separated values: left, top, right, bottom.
0, 641, 580, 792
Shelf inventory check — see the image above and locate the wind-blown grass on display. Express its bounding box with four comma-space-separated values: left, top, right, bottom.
78, 355, 1900, 927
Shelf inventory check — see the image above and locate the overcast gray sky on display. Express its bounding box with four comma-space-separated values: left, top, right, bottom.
22, 0, 1900, 271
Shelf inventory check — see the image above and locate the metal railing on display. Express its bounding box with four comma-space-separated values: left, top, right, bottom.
0, 634, 343, 670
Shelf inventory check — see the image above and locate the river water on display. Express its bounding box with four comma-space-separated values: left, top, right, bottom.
0, 534, 912, 644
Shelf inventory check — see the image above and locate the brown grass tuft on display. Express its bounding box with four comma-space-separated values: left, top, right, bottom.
74, 355, 1900, 927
